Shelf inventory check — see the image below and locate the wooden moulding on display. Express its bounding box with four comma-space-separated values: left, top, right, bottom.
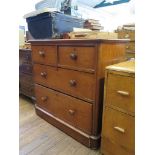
35, 105, 100, 149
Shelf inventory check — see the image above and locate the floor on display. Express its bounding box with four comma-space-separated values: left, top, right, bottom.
19, 95, 101, 155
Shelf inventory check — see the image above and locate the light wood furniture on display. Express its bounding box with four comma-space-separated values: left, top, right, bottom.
19, 48, 35, 99
101, 60, 135, 155
30, 39, 129, 148
116, 29, 135, 59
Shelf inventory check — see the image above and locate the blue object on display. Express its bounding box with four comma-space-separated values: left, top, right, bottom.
26, 12, 84, 39
94, 0, 130, 8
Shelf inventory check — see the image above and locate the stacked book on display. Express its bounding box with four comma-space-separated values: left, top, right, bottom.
84, 19, 103, 31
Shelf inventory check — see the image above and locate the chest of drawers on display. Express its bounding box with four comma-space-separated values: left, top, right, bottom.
101, 60, 135, 154
117, 29, 135, 59
30, 39, 128, 148
19, 48, 35, 99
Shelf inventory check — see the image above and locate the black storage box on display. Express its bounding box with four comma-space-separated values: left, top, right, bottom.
26, 12, 84, 39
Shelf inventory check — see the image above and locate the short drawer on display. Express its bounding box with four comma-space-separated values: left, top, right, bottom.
118, 31, 135, 41
35, 84, 92, 134
33, 64, 95, 102
31, 45, 57, 65
58, 46, 96, 72
106, 73, 135, 113
126, 42, 135, 52
19, 50, 32, 63
102, 107, 135, 155
19, 64, 33, 74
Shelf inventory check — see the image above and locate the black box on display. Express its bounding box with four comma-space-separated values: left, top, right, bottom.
26, 12, 84, 39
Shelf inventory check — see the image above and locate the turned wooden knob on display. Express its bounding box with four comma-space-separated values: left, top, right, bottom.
69, 80, 76, 87
41, 96, 48, 101
39, 51, 45, 57
126, 45, 129, 49
125, 33, 130, 38
68, 109, 75, 115
40, 72, 47, 78
70, 53, 77, 60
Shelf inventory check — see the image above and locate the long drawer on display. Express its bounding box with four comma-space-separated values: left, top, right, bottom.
102, 107, 135, 155
106, 73, 135, 114
32, 45, 57, 66
33, 64, 95, 102
58, 46, 96, 72
35, 84, 92, 134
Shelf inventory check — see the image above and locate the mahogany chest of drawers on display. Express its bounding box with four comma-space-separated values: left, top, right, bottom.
101, 60, 135, 154
19, 48, 35, 99
30, 39, 129, 148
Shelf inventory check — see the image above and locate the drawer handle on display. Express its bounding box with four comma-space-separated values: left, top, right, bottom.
41, 96, 48, 101
117, 90, 129, 96
125, 34, 130, 38
114, 126, 125, 133
39, 51, 45, 57
40, 72, 47, 78
68, 109, 75, 115
69, 80, 77, 87
126, 45, 129, 49
70, 53, 77, 60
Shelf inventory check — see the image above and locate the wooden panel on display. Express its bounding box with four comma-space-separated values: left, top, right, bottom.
58, 46, 96, 72
35, 84, 92, 134
31, 45, 57, 66
33, 64, 95, 102
106, 73, 135, 113
97, 43, 126, 78
91, 42, 126, 135
102, 107, 135, 155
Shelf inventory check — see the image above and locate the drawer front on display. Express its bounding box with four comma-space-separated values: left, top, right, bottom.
19, 73, 33, 84
35, 84, 92, 134
118, 31, 135, 41
58, 46, 96, 72
19, 50, 32, 63
31, 45, 57, 65
20, 83, 34, 97
102, 107, 135, 154
106, 73, 135, 113
19, 64, 33, 74
126, 42, 135, 52
126, 51, 135, 59
33, 64, 95, 102
101, 137, 134, 155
